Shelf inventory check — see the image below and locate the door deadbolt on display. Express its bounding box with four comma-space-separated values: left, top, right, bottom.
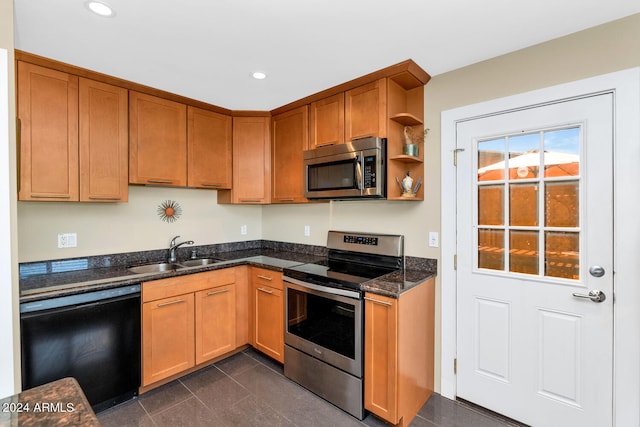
589, 266, 605, 277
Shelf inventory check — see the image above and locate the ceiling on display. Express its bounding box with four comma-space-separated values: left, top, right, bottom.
13, 1, 640, 111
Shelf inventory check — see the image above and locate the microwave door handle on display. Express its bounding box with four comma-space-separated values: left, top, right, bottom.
356, 155, 363, 191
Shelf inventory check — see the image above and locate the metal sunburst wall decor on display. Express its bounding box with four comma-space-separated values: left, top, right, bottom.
157, 200, 182, 223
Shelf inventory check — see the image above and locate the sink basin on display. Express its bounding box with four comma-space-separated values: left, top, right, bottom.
178, 258, 221, 267
128, 263, 184, 274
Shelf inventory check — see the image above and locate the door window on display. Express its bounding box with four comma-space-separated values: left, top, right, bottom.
477, 127, 581, 280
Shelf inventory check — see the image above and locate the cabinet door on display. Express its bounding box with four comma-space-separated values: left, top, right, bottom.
17, 61, 79, 201
79, 78, 128, 202
345, 79, 387, 141
253, 283, 284, 363
272, 106, 309, 203
129, 91, 187, 186
195, 284, 236, 364
187, 107, 232, 189
221, 116, 270, 204
142, 293, 195, 386
364, 293, 398, 423
309, 93, 344, 149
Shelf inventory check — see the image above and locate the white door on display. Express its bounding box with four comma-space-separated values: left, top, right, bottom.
456, 93, 613, 427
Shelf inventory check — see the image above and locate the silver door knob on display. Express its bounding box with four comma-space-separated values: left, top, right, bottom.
572, 289, 606, 303
589, 266, 605, 277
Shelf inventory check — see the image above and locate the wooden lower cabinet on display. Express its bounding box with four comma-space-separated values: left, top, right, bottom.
142, 293, 195, 386
141, 268, 237, 387
195, 284, 236, 364
250, 267, 284, 363
364, 277, 435, 426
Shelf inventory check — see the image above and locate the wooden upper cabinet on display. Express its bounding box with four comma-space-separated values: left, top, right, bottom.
309, 93, 344, 149
129, 91, 187, 187
79, 78, 129, 202
187, 107, 232, 189
219, 116, 271, 204
17, 61, 79, 201
271, 105, 309, 203
345, 78, 387, 141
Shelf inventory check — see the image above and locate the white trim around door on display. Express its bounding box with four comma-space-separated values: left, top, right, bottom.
441, 68, 640, 426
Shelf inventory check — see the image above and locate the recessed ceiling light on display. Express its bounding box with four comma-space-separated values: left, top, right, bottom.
252, 72, 267, 80
85, 1, 115, 17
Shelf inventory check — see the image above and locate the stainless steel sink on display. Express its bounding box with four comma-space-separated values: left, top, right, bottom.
178, 258, 221, 267
128, 263, 184, 274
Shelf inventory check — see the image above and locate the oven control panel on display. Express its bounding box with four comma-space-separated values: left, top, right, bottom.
343, 235, 378, 246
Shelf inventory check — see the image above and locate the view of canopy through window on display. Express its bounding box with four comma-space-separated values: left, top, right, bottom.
476, 127, 580, 280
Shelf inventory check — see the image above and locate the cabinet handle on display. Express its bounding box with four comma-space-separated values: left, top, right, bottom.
316, 142, 335, 148
157, 298, 185, 307
207, 289, 229, 296
278, 198, 294, 202
202, 183, 223, 187
88, 196, 121, 201
147, 179, 173, 184
257, 275, 273, 281
364, 296, 392, 306
30, 194, 71, 199
257, 287, 273, 294
239, 199, 262, 203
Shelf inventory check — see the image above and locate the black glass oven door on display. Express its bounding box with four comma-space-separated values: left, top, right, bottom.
288, 288, 355, 357
285, 282, 362, 377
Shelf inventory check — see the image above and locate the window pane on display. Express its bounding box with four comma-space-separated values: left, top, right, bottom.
543, 128, 580, 177
510, 183, 538, 226
478, 229, 504, 271
545, 232, 579, 280
545, 181, 579, 227
509, 133, 540, 180
509, 230, 538, 275
478, 138, 505, 181
478, 185, 504, 226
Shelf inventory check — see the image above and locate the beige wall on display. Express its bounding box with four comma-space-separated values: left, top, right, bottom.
1, 0, 19, 396
18, 186, 263, 262
13, 13, 640, 393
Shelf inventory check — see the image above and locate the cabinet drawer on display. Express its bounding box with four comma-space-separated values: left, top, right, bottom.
143, 268, 236, 302
251, 267, 283, 290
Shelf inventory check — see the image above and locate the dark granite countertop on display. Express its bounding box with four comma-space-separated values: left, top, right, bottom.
361, 269, 437, 298
0, 377, 99, 426
19, 240, 437, 302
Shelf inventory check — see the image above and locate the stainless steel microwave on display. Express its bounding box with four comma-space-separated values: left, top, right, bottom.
303, 137, 386, 199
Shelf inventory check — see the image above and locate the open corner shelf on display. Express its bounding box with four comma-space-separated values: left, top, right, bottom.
389, 154, 424, 163
389, 113, 423, 126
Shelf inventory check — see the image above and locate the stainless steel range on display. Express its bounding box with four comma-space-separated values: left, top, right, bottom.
282, 231, 404, 419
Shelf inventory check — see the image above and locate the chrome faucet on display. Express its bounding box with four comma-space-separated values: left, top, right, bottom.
168, 235, 194, 263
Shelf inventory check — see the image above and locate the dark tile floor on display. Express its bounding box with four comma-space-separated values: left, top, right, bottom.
98, 349, 525, 427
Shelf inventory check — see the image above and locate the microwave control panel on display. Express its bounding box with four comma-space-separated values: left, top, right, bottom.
363, 155, 377, 188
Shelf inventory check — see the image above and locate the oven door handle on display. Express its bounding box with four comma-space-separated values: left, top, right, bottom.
283, 276, 361, 300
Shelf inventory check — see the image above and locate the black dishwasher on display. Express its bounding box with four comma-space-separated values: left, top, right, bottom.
20, 284, 141, 413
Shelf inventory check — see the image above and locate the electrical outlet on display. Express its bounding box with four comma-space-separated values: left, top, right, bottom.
428, 232, 439, 248
58, 233, 78, 248
304, 225, 311, 237
241, 225, 248, 235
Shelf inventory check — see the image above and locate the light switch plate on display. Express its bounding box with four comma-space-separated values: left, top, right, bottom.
428, 232, 439, 248
304, 225, 310, 237
240, 225, 247, 235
